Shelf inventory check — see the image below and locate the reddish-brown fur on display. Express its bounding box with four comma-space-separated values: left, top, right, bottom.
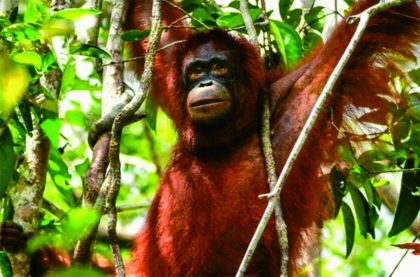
125, 0, 420, 276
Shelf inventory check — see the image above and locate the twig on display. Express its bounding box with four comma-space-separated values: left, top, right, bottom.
106, 0, 163, 275
104, 39, 186, 66
116, 203, 150, 212
389, 233, 420, 277
162, 0, 209, 29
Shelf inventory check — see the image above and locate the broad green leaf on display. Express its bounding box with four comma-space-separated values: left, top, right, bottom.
389, 157, 420, 236
284, 9, 302, 28
391, 120, 410, 150
52, 8, 101, 21
0, 127, 15, 198
270, 20, 302, 69
411, 124, 420, 158
0, 251, 12, 277
12, 51, 42, 69
48, 147, 74, 206
1, 23, 43, 43
304, 6, 326, 32
44, 18, 74, 39
0, 59, 29, 119
192, 7, 215, 25
2, 196, 14, 222
41, 51, 57, 72
341, 201, 355, 258
329, 166, 346, 217
343, 0, 356, 5
60, 59, 76, 95
121, 29, 150, 42
409, 68, 420, 86
216, 9, 261, 28
279, 0, 294, 20
24, 0, 50, 23
357, 149, 388, 172
303, 29, 322, 53
75, 158, 90, 178
410, 93, 420, 111
70, 43, 111, 59
146, 95, 157, 131
41, 117, 61, 149
65, 109, 86, 127
62, 207, 100, 240
49, 266, 104, 277
348, 183, 372, 238
17, 102, 33, 133
216, 13, 243, 28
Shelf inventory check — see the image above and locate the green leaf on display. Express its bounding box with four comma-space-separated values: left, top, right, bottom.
270, 20, 302, 69
329, 166, 346, 217
216, 12, 243, 28
391, 120, 410, 150
146, 95, 157, 131
48, 147, 74, 206
41, 117, 61, 149
121, 29, 150, 42
0, 251, 13, 277
409, 68, 420, 86
341, 201, 355, 258
70, 43, 111, 59
2, 196, 14, 222
49, 266, 104, 277
279, 0, 294, 20
75, 158, 90, 178
24, 0, 50, 23
0, 127, 15, 199
348, 183, 373, 238
62, 207, 100, 241
303, 29, 322, 53
304, 6, 326, 32
0, 23, 43, 43
410, 93, 420, 111
65, 109, 86, 128
17, 102, 33, 133
284, 9, 302, 28
216, 9, 261, 28
51, 8, 101, 21
343, 0, 356, 5
0, 59, 29, 119
192, 7, 215, 26
410, 124, 420, 158
389, 157, 420, 236
357, 149, 387, 172
12, 51, 42, 70
60, 59, 76, 95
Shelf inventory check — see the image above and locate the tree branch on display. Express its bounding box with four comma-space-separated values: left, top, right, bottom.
106, 0, 163, 275
237, 1, 288, 276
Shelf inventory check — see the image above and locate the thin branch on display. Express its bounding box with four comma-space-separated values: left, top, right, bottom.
162, 0, 210, 29
116, 203, 150, 212
104, 39, 186, 66
389, 233, 420, 277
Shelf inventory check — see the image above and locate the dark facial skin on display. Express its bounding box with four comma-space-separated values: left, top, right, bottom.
182, 42, 234, 126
